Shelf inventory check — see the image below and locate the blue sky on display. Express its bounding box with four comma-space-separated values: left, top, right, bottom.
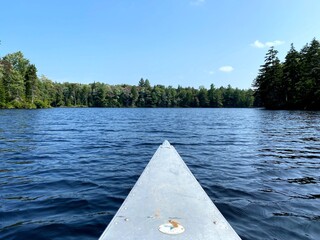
1, 0, 320, 89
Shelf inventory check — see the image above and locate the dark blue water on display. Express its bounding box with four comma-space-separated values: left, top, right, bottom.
1, 108, 319, 240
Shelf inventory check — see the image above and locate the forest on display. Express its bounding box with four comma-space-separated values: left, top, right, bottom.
1, 37, 319, 110
253, 38, 320, 110
0, 51, 254, 109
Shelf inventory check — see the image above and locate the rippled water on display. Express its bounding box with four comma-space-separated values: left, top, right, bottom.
1, 108, 319, 240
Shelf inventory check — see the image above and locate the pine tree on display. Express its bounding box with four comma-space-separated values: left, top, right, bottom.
283, 44, 301, 108
304, 39, 320, 109
253, 47, 283, 109
296, 39, 320, 109
0, 63, 5, 107
25, 64, 37, 103
198, 87, 209, 107
130, 85, 138, 107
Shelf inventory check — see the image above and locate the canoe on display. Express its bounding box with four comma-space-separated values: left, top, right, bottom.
99, 140, 241, 239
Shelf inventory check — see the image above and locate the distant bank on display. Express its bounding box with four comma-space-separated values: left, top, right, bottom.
0, 52, 253, 109
1, 37, 319, 110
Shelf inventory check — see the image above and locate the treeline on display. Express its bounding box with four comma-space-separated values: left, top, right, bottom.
0, 51, 254, 109
253, 38, 320, 110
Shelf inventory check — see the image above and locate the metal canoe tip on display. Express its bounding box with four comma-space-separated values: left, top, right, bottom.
162, 140, 171, 147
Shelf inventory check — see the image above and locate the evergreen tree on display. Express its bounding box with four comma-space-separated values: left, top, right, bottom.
223, 85, 235, 107
198, 87, 209, 107
144, 79, 152, 107
208, 84, 215, 107
253, 38, 320, 110
283, 44, 301, 108
138, 78, 145, 87
301, 39, 320, 109
0, 63, 5, 107
253, 47, 283, 109
79, 84, 90, 106
25, 64, 37, 103
93, 82, 106, 107
131, 85, 138, 107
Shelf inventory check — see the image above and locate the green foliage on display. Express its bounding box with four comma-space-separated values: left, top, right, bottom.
34, 99, 49, 108
0, 64, 5, 106
0, 51, 254, 109
253, 38, 320, 110
25, 64, 37, 103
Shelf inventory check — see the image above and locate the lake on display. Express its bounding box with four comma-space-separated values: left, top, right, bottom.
1, 108, 319, 240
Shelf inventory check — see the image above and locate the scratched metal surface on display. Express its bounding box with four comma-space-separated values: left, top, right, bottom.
99, 140, 241, 240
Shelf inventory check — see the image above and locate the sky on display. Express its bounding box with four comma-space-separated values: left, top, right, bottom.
1, 0, 320, 89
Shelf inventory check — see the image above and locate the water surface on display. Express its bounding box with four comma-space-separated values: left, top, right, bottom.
1, 108, 319, 239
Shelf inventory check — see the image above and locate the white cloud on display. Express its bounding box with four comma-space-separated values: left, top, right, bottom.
190, 0, 205, 6
219, 66, 234, 73
251, 40, 265, 48
208, 71, 215, 75
251, 40, 285, 48
265, 40, 285, 47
